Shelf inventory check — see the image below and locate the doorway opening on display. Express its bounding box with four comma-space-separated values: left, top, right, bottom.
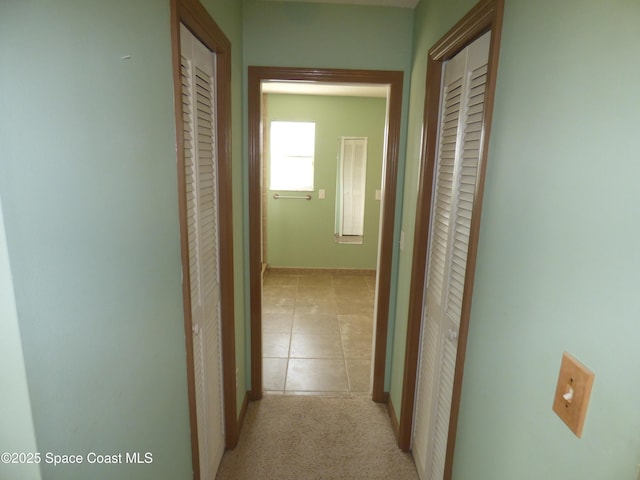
248, 67, 403, 403
261, 87, 386, 395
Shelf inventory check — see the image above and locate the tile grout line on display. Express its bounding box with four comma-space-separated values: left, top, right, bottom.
283, 275, 299, 393
335, 271, 353, 394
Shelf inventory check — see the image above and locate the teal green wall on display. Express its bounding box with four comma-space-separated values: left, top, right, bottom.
454, 1, 640, 477
242, 0, 415, 388
0, 196, 42, 480
392, 0, 640, 478
265, 94, 386, 269
0, 1, 244, 478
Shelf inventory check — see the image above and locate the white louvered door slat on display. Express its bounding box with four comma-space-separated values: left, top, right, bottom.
413, 53, 465, 476
181, 54, 200, 319
180, 23, 225, 480
412, 314, 440, 475
341, 140, 355, 235
181, 51, 208, 477
425, 75, 462, 321
412, 47, 466, 480
429, 339, 457, 479
351, 138, 367, 235
413, 31, 491, 480
339, 137, 368, 236
444, 42, 489, 327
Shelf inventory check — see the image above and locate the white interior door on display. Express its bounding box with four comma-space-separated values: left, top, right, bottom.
339, 137, 367, 236
180, 23, 225, 479
412, 31, 491, 480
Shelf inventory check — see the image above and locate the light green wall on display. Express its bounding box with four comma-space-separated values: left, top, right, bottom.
243, 0, 414, 71
242, 0, 415, 388
0, 0, 244, 478
0, 195, 41, 480
265, 94, 386, 269
393, 0, 640, 478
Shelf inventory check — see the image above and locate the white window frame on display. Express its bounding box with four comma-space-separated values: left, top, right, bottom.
269, 121, 315, 191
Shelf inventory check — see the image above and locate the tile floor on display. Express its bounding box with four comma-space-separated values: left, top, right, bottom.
262, 270, 376, 395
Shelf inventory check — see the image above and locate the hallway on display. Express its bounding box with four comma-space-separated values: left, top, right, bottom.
262, 270, 376, 394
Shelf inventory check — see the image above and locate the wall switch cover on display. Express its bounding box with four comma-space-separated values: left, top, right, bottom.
375, 189, 382, 201
552, 352, 595, 438
318, 189, 325, 199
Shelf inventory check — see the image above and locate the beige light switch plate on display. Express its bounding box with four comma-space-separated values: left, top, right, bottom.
552, 352, 595, 438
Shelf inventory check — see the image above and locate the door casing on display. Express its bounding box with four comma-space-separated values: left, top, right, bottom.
397, 0, 504, 474
248, 67, 403, 404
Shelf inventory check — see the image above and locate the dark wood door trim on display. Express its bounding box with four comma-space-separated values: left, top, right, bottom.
397, 2, 504, 477
170, 1, 238, 478
248, 66, 403, 403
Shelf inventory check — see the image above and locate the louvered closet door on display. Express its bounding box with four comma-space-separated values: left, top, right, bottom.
413, 31, 490, 480
180, 24, 225, 479
340, 137, 368, 236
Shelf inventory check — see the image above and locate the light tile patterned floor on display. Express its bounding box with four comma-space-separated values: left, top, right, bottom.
262, 270, 375, 395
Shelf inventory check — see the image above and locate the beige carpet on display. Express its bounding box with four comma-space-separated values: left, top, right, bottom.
216, 395, 419, 480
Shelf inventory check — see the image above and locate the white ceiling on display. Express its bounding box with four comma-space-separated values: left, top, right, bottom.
262, 81, 389, 98
263, 0, 418, 8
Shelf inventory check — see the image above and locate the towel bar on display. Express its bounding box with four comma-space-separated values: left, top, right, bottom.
273, 194, 312, 200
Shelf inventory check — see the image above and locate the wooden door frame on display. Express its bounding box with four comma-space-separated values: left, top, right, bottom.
248, 66, 403, 403
170, 0, 238, 478
397, 0, 504, 473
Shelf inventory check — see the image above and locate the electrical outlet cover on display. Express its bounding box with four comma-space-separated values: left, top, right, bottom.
552, 352, 595, 438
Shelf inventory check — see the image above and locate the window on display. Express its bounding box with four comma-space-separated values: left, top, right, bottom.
269, 121, 315, 191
